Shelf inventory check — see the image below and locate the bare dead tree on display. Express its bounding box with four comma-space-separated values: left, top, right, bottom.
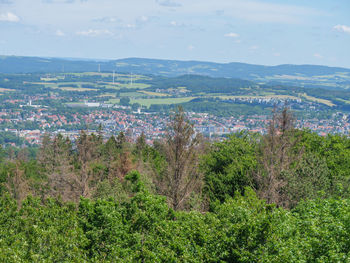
47, 157, 78, 202
256, 106, 302, 207
39, 132, 104, 202
117, 151, 134, 179
108, 150, 134, 182
5, 161, 30, 205
38, 133, 72, 174
75, 131, 103, 199
17, 148, 29, 162
161, 107, 203, 210
38, 134, 77, 201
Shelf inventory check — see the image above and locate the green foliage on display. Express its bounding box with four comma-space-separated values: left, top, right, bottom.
131, 102, 141, 111
0, 123, 349, 261
260, 198, 350, 262
0, 196, 87, 262
120, 97, 130, 106
201, 132, 258, 205
212, 188, 278, 262
296, 130, 350, 198
0, 188, 350, 261
285, 152, 331, 206
0, 131, 24, 146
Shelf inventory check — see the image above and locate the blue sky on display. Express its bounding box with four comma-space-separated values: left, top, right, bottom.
0, 0, 349, 67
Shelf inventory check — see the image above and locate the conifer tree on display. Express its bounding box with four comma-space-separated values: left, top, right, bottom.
256, 106, 301, 207
161, 107, 203, 210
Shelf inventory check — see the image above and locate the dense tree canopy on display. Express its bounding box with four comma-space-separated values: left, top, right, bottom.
0, 107, 350, 261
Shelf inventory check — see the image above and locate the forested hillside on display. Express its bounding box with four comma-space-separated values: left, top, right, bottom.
1, 56, 349, 89
1, 107, 350, 262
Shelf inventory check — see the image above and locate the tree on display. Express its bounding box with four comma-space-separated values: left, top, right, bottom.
202, 132, 257, 206
38, 133, 77, 201
102, 135, 118, 162
134, 132, 146, 158
74, 131, 103, 199
116, 131, 126, 150
38, 132, 106, 202
132, 102, 141, 111
120, 97, 130, 106
255, 106, 301, 207
5, 161, 30, 204
161, 107, 203, 210
285, 152, 331, 207
115, 151, 134, 180
293, 130, 350, 199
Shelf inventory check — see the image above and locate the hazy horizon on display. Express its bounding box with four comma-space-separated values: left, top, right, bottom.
3, 54, 350, 70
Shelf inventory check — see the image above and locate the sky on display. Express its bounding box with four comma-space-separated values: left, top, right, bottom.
0, 0, 349, 68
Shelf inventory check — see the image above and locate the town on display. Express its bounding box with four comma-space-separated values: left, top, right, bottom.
1, 96, 349, 146
0, 69, 349, 147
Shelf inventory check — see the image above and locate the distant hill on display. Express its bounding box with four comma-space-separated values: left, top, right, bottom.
1, 55, 350, 89
146, 74, 256, 94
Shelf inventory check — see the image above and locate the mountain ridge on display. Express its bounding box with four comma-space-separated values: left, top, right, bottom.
1, 55, 350, 89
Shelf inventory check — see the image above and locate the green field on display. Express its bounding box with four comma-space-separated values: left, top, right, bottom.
0, 87, 14, 92
119, 92, 144, 97
20, 73, 348, 110
217, 95, 300, 100
299, 93, 335, 107
29, 81, 99, 89
106, 98, 120, 104
60, 87, 97, 91
69, 72, 151, 81
103, 82, 150, 90
336, 98, 350, 104
118, 83, 150, 89
139, 90, 170, 97
130, 97, 197, 107
97, 93, 116, 98
69, 72, 113, 77
30, 78, 151, 91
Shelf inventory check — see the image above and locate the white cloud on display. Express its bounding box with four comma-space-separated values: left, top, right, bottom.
156, 0, 181, 7
138, 16, 148, 22
43, 0, 82, 3
0, 12, 19, 22
184, 0, 324, 24
76, 29, 113, 37
169, 20, 184, 27
333, 24, 350, 34
273, 52, 281, 57
93, 16, 150, 30
93, 16, 121, 23
125, 24, 136, 28
187, 44, 195, 51
55, 29, 65, 36
224, 32, 239, 38
314, 53, 323, 59
168, 20, 203, 31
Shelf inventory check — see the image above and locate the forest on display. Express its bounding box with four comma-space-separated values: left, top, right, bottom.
1, 107, 350, 262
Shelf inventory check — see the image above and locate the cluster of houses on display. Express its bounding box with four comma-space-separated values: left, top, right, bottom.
0, 98, 349, 146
